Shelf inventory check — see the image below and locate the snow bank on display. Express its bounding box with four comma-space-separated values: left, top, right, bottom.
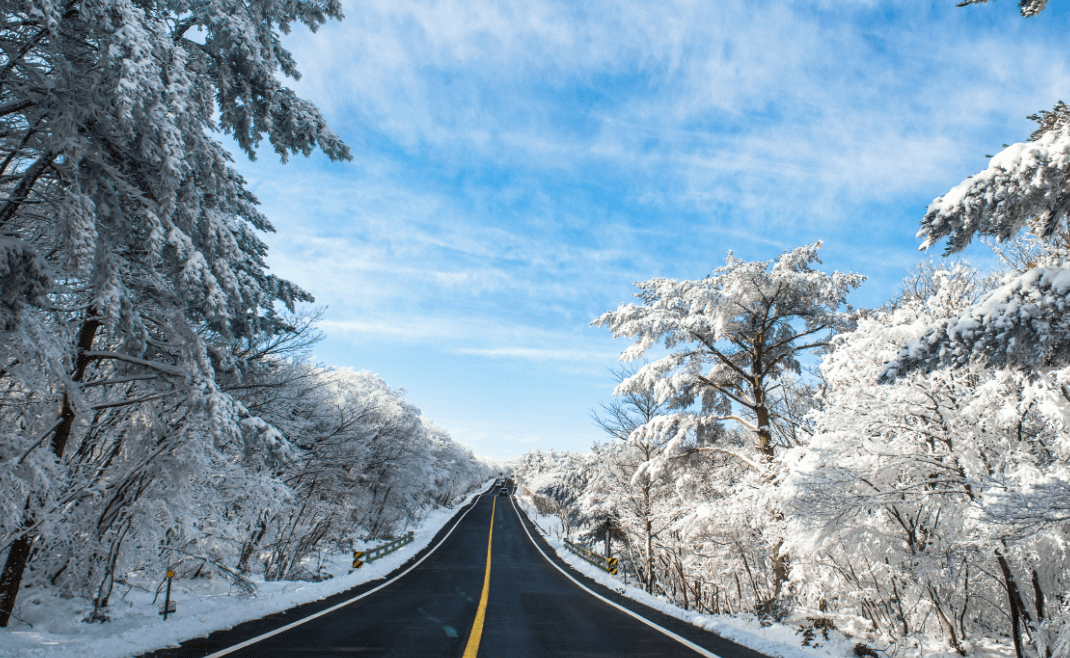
2, 483, 493, 658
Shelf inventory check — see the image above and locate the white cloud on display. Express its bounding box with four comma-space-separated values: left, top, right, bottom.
277, 0, 1070, 226
233, 0, 1070, 455
453, 346, 619, 363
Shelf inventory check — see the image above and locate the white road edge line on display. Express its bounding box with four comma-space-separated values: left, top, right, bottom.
201, 492, 488, 658
508, 491, 722, 658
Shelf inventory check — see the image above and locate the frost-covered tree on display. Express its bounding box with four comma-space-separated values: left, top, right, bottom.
513, 429, 809, 616
592, 364, 667, 442
593, 242, 863, 609
788, 263, 1069, 658
593, 242, 863, 458
589, 365, 680, 592
530, 254, 1069, 653
513, 449, 605, 537
587, 374, 681, 593
884, 2, 1068, 376
227, 363, 491, 582
0, 0, 350, 626
875, 5, 1070, 652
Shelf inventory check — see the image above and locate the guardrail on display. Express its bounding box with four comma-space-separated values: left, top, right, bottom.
563, 538, 618, 575
352, 531, 415, 569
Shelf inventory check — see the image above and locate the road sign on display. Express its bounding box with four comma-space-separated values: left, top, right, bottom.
352, 550, 364, 569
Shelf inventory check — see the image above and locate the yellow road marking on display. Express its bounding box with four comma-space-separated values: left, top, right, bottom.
463, 496, 496, 658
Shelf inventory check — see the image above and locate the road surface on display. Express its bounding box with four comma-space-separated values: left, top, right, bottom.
141, 483, 770, 658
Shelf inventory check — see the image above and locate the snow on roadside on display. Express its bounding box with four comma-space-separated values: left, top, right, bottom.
511, 494, 857, 658
2, 482, 494, 658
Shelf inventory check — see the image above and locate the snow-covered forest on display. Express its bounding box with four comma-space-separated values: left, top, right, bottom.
3, 0, 1069, 654
519, 251, 1070, 657
0, 0, 491, 631
514, 8, 1070, 658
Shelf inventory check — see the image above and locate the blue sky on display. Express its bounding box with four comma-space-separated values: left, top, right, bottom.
233, 0, 1070, 461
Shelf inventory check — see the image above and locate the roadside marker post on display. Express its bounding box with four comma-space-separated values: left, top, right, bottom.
160, 570, 176, 620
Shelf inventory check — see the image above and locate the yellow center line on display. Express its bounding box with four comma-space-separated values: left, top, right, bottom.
463, 496, 496, 658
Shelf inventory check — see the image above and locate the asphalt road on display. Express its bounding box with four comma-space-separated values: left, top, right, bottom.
141, 483, 771, 658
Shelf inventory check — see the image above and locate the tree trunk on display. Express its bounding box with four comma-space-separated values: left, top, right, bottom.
237, 514, 269, 573
675, 554, 688, 611
0, 535, 33, 627
1030, 568, 1052, 658
928, 584, 965, 656
88, 524, 129, 623
889, 568, 909, 636
771, 539, 789, 601
644, 517, 654, 595
996, 550, 1032, 658
753, 380, 774, 459
1007, 582, 1024, 658
1032, 568, 1045, 620
0, 314, 100, 627
737, 543, 761, 606
52, 316, 103, 457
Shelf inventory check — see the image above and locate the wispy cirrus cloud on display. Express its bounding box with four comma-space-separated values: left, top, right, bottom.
235, 0, 1070, 458
280, 0, 1069, 218
453, 347, 618, 363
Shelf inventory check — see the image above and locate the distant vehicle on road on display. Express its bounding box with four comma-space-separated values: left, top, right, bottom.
494, 478, 505, 487
499, 487, 509, 496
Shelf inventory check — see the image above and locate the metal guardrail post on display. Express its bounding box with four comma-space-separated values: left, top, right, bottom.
352, 531, 415, 569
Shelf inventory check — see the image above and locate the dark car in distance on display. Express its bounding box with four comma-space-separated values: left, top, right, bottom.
499, 487, 509, 496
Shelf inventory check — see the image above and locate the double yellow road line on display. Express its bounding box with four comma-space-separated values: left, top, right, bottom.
462, 495, 496, 658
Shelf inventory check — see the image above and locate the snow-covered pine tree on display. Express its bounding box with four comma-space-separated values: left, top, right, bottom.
877, 5, 1070, 651
593, 242, 863, 460
884, 1, 1067, 377
593, 242, 864, 609
0, 0, 349, 626
787, 262, 1067, 658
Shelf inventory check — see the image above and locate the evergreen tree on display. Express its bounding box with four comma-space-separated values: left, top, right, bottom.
0, 0, 349, 625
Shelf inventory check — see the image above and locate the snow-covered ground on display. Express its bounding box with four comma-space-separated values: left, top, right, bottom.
2, 483, 493, 658
511, 494, 1007, 658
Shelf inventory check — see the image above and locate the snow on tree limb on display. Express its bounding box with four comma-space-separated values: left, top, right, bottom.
881, 266, 1070, 378
918, 124, 1070, 253
955, 0, 1050, 18
0, 237, 51, 330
